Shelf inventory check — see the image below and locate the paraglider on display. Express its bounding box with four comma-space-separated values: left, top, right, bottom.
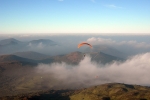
78, 42, 92, 48
78, 42, 92, 57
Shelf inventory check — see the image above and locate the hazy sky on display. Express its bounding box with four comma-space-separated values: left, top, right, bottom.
0, 0, 150, 35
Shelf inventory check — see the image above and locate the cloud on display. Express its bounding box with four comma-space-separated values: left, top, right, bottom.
86, 37, 150, 56
105, 4, 122, 9
37, 42, 45, 49
34, 52, 150, 89
87, 37, 116, 45
27, 43, 32, 47
87, 37, 150, 48
90, 0, 96, 3
58, 0, 64, 1
106, 4, 117, 8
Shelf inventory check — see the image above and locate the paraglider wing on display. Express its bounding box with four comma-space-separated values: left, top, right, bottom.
78, 42, 92, 48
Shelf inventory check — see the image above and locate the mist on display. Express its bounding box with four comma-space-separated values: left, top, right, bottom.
34, 52, 150, 89
1, 35, 150, 57
23, 36, 150, 56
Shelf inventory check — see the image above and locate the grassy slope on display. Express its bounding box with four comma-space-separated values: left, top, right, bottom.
70, 83, 150, 100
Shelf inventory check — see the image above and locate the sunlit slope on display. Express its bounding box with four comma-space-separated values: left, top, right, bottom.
70, 83, 150, 100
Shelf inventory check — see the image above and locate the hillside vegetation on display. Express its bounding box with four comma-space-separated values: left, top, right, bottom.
0, 83, 150, 100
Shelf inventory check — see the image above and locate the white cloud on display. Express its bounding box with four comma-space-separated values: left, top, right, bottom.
58, 0, 64, 1
105, 4, 122, 9
90, 0, 95, 3
37, 42, 45, 49
87, 37, 150, 49
107, 4, 117, 8
27, 43, 32, 47
27, 42, 45, 49
87, 37, 116, 45
119, 40, 150, 48
35, 53, 150, 89
86, 37, 150, 57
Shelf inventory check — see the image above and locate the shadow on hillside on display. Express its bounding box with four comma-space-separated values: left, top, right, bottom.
26, 93, 70, 100
0, 90, 71, 100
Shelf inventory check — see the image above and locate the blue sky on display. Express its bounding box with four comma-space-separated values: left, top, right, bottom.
0, 0, 150, 35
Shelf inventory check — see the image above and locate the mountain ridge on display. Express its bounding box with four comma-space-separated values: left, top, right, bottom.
0, 38, 22, 46
0, 51, 123, 65
0, 38, 59, 55
28, 39, 57, 46
13, 51, 50, 60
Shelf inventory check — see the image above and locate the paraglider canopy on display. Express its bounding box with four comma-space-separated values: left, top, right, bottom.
78, 42, 92, 48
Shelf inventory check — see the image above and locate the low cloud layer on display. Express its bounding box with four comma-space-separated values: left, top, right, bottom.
87, 37, 150, 48
35, 52, 150, 89
87, 37, 150, 56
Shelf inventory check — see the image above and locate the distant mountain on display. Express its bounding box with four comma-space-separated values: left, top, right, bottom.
90, 52, 124, 64
0, 38, 59, 55
39, 51, 83, 64
0, 38, 28, 55
0, 46, 124, 65
53, 51, 83, 64
40, 51, 123, 64
85, 45, 127, 59
28, 39, 57, 46
13, 51, 50, 60
0, 38, 22, 46
0, 38, 57, 47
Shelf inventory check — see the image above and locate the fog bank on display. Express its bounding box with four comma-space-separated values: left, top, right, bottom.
35, 52, 150, 89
